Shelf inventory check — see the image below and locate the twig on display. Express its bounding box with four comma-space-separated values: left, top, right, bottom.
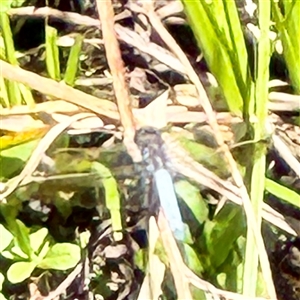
41, 263, 83, 300
157, 209, 193, 300
96, 0, 141, 162
0, 60, 119, 120
8, 6, 130, 26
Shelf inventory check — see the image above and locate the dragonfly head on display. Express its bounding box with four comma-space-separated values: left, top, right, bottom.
134, 127, 167, 172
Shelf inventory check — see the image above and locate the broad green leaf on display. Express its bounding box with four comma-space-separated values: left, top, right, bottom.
36, 241, 50, 262
217, 272, 227, 289
1, 251, 14, 260
190, 286, 206, 300
175, 180, 208, 226
178, 137, 230, 178
12, 220, 32, 259
10, 246, 28, 259
7, 261, 37, 283
38, 243, 80, 270
54, 152, 92, 173
0, 224, 13, 252
2, 219, 32, 259
205, 203, 245, 269
218, 244, 244, 291
0, 139, 39, 158
183, 243, 204, 276
29, 228, 49, 253
0, 155, 26, 180
0, 140, 39, 178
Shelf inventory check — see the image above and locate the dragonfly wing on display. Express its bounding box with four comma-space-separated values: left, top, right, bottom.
154, 168, 184, 241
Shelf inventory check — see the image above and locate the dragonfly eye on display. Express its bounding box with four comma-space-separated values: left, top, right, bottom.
135, 127, 164, 148
134, 126, 169, 172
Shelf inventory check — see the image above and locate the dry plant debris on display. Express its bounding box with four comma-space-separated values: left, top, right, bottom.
0, 1, 299, 300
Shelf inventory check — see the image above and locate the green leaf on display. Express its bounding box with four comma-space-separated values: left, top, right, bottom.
64, 34, 83, 86
10, 246, 28, 259
1, 217, 32, 259
45, 25, 60, 80
1, 251, 14, 260
79, 231, 91, 249
133, 248, 147, 271
0, 224, 13, 252
265, 178, 300, 208
54, 152, 91, 173
190, 286, 207, 300
38, 243, 80, 270
0, 12, 17, 65
11, 0, 27, 7
29, 228, 49, 253
205, 203, 245, 269
217, 240, 244, 292
272, 0, 300, 93
183, 243, 204, 276
0, 140, 39, 158
91, 162, 122, 241
0, 12, 22, 105
18, 82, 35, 106
37, 241, 50, 261
178, 137, 230, 178
7, 261, 37, 283
0, 1, 13, 12
0, 140, 39, 178
0, 74, 9, 107
175, 180, 208, 226
12, 220, 33, 259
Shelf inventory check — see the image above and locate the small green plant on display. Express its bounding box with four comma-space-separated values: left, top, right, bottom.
0, 221, 81, 284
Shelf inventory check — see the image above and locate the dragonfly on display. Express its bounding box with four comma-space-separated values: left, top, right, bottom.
13, 120, 293, 241
132, 126, 294, 238
134, 126, 185, 241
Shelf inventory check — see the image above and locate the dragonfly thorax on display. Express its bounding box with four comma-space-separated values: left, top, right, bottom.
134, 127, 169, 173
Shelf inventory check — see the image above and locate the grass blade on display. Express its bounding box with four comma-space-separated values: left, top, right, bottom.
243, 1, 274, 297
45, 25, 60, 80
91, 162, 123, 241
265, 178, 300, 208
63, 34, 83, 86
